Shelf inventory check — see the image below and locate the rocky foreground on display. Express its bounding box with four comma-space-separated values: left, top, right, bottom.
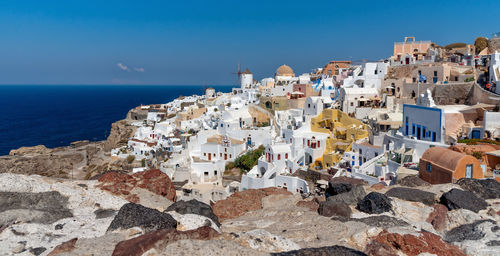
0, 171, 499, 256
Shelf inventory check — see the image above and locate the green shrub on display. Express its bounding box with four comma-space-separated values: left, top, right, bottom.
257, 122, 269, 127
472, 151, 483, 160
464, 77, 475, 82
234, 145, 265, 172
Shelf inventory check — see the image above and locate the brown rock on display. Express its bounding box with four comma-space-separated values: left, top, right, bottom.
97, 169, 177, 203
370, 230, 466, 256
364, 240, 398, 256
371, 183, 386, 191
112, 226, 219, 256
212, 188, 291, 221
426, 204, 448, 232
296, 200, 319, 212
47, 238, 78, 256
330, 176, 368, 186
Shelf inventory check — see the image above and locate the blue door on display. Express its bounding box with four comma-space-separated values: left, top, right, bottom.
472, 130, 481, 139
466, 164, 473, 178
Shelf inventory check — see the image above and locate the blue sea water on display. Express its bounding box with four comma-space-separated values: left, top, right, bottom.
0, 85, 234, 155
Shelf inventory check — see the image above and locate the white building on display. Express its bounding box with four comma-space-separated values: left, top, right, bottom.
490, 52, 500, 94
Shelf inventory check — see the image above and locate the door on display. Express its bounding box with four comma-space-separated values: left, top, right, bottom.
472, 130, 481, 139
466, 164, 473, 178
208, 154, 211, 161
417, 126, 421, 140
224, 154, 227, 160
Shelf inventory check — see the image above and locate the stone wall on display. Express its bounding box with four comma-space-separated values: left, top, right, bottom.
401, 82, 474, 105
470, 83, 500, 105
248, 105, 271, 125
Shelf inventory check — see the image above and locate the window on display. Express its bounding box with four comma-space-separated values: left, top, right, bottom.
278, 154, 281, 160
426, 163, 432, 173
317, 141, 320, 147
375, 152, 378, 157
434, 71, 437, 76
204, 171, 209, 176
412, 124, 415, 135
359, 149, 362, 155
285, 153, 288, 159
229, 154, 232, 158
214, 171, 217, 175
220, 153, 222, 157
203, 153, 206, 156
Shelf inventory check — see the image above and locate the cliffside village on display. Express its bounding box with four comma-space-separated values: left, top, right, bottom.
112, 36, 500, 204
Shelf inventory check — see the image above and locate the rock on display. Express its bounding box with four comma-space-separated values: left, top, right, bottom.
457, 178, 500, 199
0, 191, 73, 225
356, 192, 392, 214
369, 230, 466, 256
296, 200, 319, 212
107, 203, 177, 233
396, 175, 430, 187
486, 240, 500, 246
98, 169, 177, 203
161, 239, 265, 256
318, 201, 351, 218
370, 183, 386, 191
104, 120, 137, 151
94, 209, 117, 219
167, 211, 221, 233
47, 238, 78, 256
212, 187, 291, 221
12, 243, 25, 254
326, 177, 367, 198
440, 188, 488, 213
364, 241, 398, 256
330, 176, 368, 186
350, 215, 409, 228
385, 187, 436, 206
271, 245, 367, 256
444, 219, 495, 243
54, 223, 64, 230
29, 247, 47, 256
9, 145, 50, 156
165, 199, 220, 226
111, 226, 219, 256
326, 185, 366, 205
426, 204, 448, 232
226, 229, 300, 252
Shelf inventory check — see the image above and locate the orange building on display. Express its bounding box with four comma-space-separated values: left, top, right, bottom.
419, 147, 483, 184
322, 60, 351, 76
393, 37, 432, 63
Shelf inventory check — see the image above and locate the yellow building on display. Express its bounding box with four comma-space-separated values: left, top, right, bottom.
310, 109, 369, 169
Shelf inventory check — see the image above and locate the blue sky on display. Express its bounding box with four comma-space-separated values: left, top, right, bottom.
0, 0, 498, 85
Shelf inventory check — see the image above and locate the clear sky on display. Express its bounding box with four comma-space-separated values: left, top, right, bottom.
0, 0, 498, 85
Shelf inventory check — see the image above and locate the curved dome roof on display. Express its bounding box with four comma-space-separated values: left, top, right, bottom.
276, 64, 294, 77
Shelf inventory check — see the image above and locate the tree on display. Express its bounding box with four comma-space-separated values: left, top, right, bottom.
474, 37, 488, 54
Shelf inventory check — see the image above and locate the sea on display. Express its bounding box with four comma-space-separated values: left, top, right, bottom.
0, 85, 234, 155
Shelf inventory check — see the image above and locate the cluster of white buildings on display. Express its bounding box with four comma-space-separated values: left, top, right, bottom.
110, 37, 500, 203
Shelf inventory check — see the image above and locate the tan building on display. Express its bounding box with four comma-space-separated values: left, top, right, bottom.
419, 147, 483, 184
393, 37, 432, 64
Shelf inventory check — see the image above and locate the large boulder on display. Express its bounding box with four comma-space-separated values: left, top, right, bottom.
385, 187, 436, 206
368, 230, 466, 256
98, 169, 177, 203
107, 203, 177, 233
47, 238, 78, 256
326, 185, 366, 205
318, 201, 351, 218
112, 226, 219, 256
356, 192, 392, 214
326, 177, 367, 197
271, 245, 367, 256
396, 175, 430, 187
0, 191, 73, 225
212, 187, 291, 221
444, 219, 496, 243
456, 178, 500, 199
439, 188, 488, 213
165, 199, 220, 226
